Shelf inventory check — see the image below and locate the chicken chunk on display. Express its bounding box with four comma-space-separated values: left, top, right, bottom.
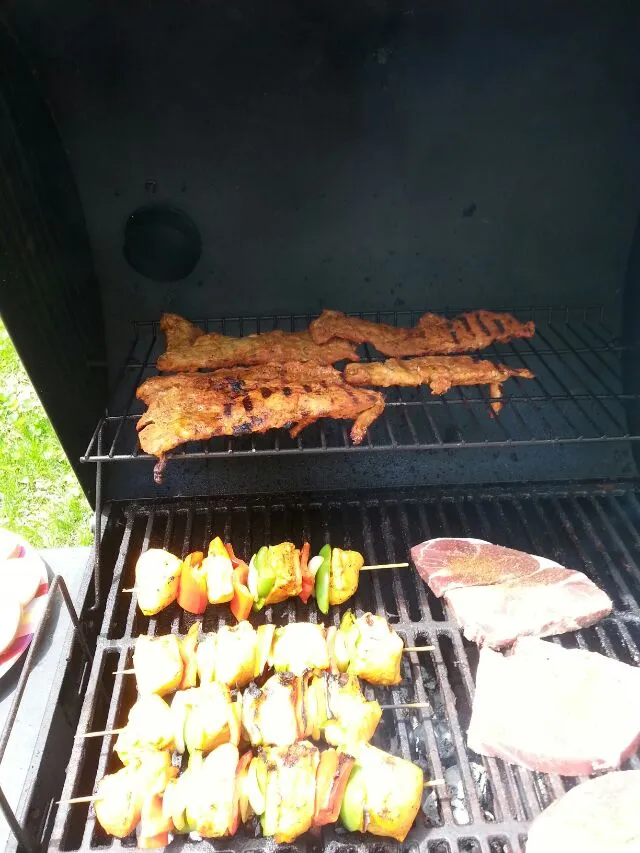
133, 635, 184, 697
270, 623, 329, 675
134, 549, 182, 617
330, 548, 364, 606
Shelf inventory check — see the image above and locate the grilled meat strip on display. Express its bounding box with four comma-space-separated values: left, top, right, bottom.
415, 310, 535, 354
136, 362, 385, 459
157, 313, 359, 372
309, 308, 535, 356
344, 355, 534, 413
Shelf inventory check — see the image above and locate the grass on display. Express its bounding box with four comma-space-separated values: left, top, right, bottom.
0, 320, 93, 548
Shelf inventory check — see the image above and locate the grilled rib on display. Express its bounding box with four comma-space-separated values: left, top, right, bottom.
344, 355, 534, 413
157, 313, 359, 372
309, 309, 535, 356
136, 362, 385, 459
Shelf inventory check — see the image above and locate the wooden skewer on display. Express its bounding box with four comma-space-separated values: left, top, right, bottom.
82, 699, 431, 737
57, 795, 101, 805
62, 777, 446, 806
76, 728, 124, 739
122, 562, 411, 594
111, 646, 434, 678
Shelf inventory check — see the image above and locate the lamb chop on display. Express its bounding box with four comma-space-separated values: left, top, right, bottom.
344, 355, 534, 412
526, 770, 640, 853
157, 313, 359, 372
136, 362, 385, 468
410, 537, 612, 648
309, 309, 535, 356
468, 638, 640, 775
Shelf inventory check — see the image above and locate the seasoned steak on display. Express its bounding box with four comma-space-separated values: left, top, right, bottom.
526, 770, 640, 853
410, 537, 612, 648
468, 638, 640, 776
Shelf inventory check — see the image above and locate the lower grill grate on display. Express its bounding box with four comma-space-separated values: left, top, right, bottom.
50, 483, 640, 853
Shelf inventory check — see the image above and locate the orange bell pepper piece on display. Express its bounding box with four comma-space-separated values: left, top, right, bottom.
179, 622, 200, 690
177, 551, 207, 615
299, 542, 314, 604
226, 543, 254, 622
138, 793, 173, 849
313, 749, 355, 827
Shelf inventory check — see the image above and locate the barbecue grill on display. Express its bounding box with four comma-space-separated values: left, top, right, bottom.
1, 0, 640, 851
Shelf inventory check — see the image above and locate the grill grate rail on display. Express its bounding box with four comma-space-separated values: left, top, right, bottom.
82, 306, 640, 464
49, 483, 640, 853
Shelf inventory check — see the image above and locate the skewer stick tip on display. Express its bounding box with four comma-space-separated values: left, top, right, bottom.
361, 562, 410, 571
57, 795, 101, 805
424, 779, 445, 789
77, 729, 125, 739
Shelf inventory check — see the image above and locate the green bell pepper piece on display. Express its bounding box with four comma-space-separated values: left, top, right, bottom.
255, 545, 276, 600
339, 766, 365, 832
261, 765, 279, 838
315, 544, 331, 614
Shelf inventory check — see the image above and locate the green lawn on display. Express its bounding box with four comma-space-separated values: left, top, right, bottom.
0, 320, 93, 548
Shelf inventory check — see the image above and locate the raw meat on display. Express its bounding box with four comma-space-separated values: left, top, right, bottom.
526, 770, 640, 853
410, 537, 612, 648
467, 638, 640, 776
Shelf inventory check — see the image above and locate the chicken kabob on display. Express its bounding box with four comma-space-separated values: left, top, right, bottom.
82, 739, 425, 847
130, 538, 408, 620
76, 663, 427, 845
112, 612, 432, 694
90, 663, 387, 760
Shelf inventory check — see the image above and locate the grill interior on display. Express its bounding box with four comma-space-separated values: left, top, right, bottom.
50, 483, 640, 853
83, 307, 639, 464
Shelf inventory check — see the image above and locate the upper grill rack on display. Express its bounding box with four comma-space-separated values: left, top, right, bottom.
50, 483, 640, 853
82, 306, 640, 463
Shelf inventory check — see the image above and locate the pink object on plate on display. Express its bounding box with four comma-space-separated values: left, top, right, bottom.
0, 530, 49, 679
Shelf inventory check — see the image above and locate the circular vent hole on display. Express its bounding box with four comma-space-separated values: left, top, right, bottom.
123, 204, 201, 282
